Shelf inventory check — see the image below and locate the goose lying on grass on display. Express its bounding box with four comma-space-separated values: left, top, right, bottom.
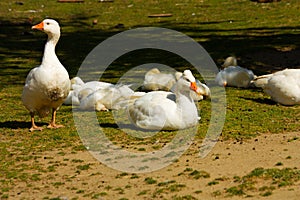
128, 70, 203, 130
252, 69, 300, 105
65, 77, 140, 111
22, 19, 70, 132
64, 77, 113, 105
216, 57, 256, 88
142, 68, 182, 91
143, 68, 210, 100
79, 84, 135, 111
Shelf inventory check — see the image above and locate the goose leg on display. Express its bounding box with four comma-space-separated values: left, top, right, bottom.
29, 112, 43, 132
47, 108, 64, 129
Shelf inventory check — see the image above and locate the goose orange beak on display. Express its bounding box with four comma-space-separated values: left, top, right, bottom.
32, 21, 44, 31
190, 82, 201, 95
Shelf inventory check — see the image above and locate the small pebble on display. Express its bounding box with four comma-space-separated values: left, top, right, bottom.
92, 19, 98, 25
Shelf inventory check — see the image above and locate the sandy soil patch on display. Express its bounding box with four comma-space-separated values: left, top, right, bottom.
8, 131, 300, 199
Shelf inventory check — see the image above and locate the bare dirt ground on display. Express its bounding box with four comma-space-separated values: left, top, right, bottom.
8, 131, 300, 200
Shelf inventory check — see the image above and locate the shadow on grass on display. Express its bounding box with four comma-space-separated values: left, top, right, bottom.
0, 120, 48, 129
100, 122, 159, 133
1, 17, 300, 87
241, 97, 277, 105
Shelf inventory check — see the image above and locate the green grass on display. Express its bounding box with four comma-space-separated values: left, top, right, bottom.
0, 0, 300, 198
189, 170, 210, 179
224, 167, 300, 197
144, 177, 157, 184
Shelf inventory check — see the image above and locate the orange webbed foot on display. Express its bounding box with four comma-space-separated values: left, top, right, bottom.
29, 125, 44, 132
47, 123, 64, 129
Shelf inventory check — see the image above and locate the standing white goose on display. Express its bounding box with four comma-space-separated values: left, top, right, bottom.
128, 70, 202, 130
22, 19, 70, 131
252, 69, 300, 105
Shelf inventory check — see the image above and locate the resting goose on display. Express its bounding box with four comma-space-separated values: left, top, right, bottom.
64, 79, 113, 105
70, 76, 84, 90
128, 70, 202, 130
79, 84, 134, 111
252, 69, 300, 105
22, 19, 70, 132
216, 66, 256, 88
222, 56, 238, 68
216, 56, 256, 88
142, 68, 181, 91
64, 87, 93, 106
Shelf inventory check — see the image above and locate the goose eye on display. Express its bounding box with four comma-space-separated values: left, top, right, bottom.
183, 77, 190, 82
46, 22, 50, 25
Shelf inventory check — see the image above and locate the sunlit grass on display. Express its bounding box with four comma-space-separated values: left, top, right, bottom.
223, 167, 300, 197
0, 0, 300, 198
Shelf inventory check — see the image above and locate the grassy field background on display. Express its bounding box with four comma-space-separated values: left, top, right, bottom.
0, 0, 300, 199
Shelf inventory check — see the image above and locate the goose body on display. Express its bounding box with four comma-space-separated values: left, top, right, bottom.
216, 66, 255, 88
70, 76, 85, 90
252, 69, 300, 105
143, 68, 210, 101
64, 78, 114, 106
79, 84, 134, 111
22, 19, 70, 132
64, 77, 86, 105
142, 68, 181, 91
128, 70, 201, 130
79, 80, 113, 91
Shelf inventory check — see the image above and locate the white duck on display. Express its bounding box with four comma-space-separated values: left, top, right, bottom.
64, 87, 93, 106
215, 56, 256, 88
64, 78, 113, 106
252, 69, 300, 105
128, 70, 202, 130
142, 68, 182, 91
216, 66, 256, 88
70, 76, 84, 90
22, 19, 70, 132
79, 84, 134, 111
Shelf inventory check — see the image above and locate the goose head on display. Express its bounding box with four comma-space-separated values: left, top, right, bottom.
177, 70, 202, 96
196, 80, 211, 99
32, 19, 60, 39
221, 56, 237, 69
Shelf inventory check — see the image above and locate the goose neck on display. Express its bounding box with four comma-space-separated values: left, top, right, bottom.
42, 34, 60, 66
176, 92, 193, 106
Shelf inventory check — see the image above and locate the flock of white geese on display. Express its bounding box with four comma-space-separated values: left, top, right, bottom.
22, 19, 300, 132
